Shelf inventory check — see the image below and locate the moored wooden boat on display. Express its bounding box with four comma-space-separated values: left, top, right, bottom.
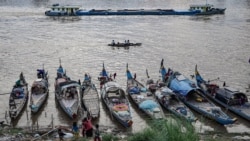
195, 65, 250, 121
99, 64, 132, 127
101, 81, 133, 127
126, 64, 164, 119
9, 72, 29, 120
160, 59, 237, 125
29, 68, 49, 113
155, 85, 197, 122
54, 62, 80, 119
81, 73, 100, 119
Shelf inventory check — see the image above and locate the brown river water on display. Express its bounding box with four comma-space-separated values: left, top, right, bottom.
0, 0, 250, 135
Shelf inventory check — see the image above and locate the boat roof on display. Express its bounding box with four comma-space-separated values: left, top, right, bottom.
104, 81, 122, 92
48, 4, 81, 9
59, 81, 80, 89
190, 4, 214, 8
169, 72, 200, 96
32, 79, 47, 87
216, 87, 246, 98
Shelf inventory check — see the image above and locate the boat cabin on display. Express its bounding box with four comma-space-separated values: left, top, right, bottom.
48, 4, 81, 16
215, 87, 248, 106
189, 4, 214, 12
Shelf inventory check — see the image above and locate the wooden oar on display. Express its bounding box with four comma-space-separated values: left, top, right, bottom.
146, 69, 150, 78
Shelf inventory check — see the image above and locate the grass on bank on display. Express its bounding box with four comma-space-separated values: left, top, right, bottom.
127, 118, 199, 141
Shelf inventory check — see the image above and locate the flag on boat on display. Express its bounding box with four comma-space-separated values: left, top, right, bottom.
126, 64, 133, 80
101, 62, 108, 77
195, 65, 205, 84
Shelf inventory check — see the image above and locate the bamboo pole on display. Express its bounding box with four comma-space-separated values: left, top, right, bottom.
51, 114, 54, 129
36, 120, 39, 131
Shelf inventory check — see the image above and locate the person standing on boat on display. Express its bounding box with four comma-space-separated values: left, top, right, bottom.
112, 40, 115, 45
113, 73, 117, 80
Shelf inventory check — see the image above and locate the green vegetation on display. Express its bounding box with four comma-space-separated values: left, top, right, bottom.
0, 127, 23, 135
102, 133, 120, 141
128, 118, 199, 141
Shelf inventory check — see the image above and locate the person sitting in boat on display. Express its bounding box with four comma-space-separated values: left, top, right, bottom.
37, 69, 45, 79
70, 87, 76, 99
84, 73, 91, 82
15, 73, 26, 87
57, 66, 65, 78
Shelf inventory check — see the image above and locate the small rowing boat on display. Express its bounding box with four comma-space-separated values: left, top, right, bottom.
54, 60, 80, 119
108, 42, 142, 47
9, 72, 29, 120
155, 84, 197, 122
81, 73, 100, 119
126, 64, 164, 119
100, 63, 132, 127
29, 68, 49, 113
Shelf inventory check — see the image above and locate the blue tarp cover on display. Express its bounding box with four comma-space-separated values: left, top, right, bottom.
139, 100, 158, 111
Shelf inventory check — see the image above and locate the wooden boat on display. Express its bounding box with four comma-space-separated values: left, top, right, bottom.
9, 72, 29, 120
99, 64, 132, 127
195, 65, 250, 121
101, 81, 133, 127
155, 84, 197, 122
81, 73, 100, 119
29, 68, 49, 113
108, 42, 142, 47
159, 59, 237, 125
54, 62, 80, 119
126, 64, 164, 119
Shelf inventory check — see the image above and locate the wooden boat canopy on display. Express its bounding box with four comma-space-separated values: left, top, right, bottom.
216, 87, 248, 102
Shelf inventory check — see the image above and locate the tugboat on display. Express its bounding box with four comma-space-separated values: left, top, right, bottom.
189, 4, 226, 15
45, 4, 81, 16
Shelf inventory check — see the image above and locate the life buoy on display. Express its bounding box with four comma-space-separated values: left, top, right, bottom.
113, 104, 128, 111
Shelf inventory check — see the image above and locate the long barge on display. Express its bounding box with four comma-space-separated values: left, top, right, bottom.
45, 4, 225, 16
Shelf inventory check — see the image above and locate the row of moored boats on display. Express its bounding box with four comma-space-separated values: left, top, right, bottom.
8, 59, 250, 128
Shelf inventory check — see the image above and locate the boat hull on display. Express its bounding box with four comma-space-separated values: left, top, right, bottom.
126, 67, 164, 119
30, 77, 49, 114
81, 81, 100, 119
9, 74, 29, 120
108, 43, 141, 47
155, 86, 196, 122
76, 9, 200, 16
101, 81, 133, 128
55, 77, 80, 119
